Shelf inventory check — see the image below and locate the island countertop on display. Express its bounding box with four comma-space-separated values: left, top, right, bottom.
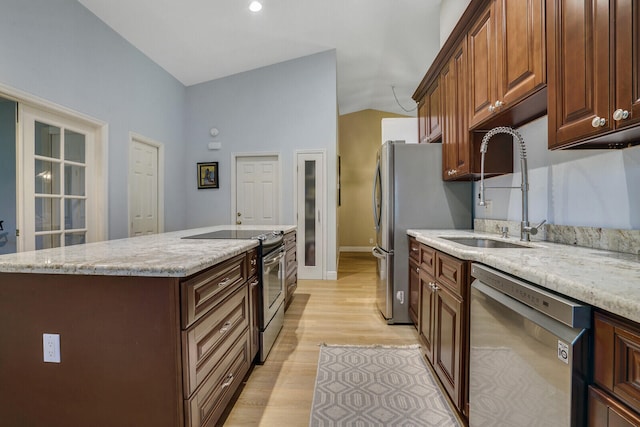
408, 229, 640, 324
0, 225, 296, 277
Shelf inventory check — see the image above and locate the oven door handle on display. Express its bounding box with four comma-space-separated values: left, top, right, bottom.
263, 249, 285, 268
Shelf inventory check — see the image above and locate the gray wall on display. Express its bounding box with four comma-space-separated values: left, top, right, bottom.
0, 99, 17, 254
474, 117, 640, 229
0, 0, 187, 238
185, 51, 339, 275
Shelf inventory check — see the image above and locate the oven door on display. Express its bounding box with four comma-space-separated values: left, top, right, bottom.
262, 245, 285, 328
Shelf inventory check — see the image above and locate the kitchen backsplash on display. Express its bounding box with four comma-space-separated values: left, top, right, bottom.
474, 219, 640, 255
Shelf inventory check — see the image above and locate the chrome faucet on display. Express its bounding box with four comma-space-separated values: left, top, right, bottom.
479, 126, 545, 242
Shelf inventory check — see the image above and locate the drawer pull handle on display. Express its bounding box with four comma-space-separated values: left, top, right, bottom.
250, 279, 259, 287
251, 259, 257, 266
411, 247, 418, 252
221, 373, 235, 389
219, 321, 232, 334
218, 277, 231, 287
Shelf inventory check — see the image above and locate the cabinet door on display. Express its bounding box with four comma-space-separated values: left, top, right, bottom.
589, 386, 640, 427
426, 78, 442, 142
417, 99, 428, 143
613, 0, 640, 130
433, 285, 464, 410
419, 270, 436, 363
442, 40, 470, 180
547, 0, 611, 149
468, 2, 496, 128
495, 0, 546, 108
409, 259, 420, 326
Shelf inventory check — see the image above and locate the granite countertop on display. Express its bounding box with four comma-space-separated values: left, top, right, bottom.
0, 225, 296, 278
408, 229, 640, 324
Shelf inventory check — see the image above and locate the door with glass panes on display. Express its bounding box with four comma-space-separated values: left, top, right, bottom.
19, 105, 102, 251
296, 151, 324, 279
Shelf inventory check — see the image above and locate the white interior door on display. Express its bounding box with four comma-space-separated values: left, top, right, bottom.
18, 105, 103, 251
296, 151, 324, 279
129, 135, 163, 236
235, 156, 279, 225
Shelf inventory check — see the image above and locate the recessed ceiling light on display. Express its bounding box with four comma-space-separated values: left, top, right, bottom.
249, 1, 262, 12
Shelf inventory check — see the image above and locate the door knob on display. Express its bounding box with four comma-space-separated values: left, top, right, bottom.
237, 212, 242, 216
613, 109, 630, 121
591, 116, 606, 128
236, 220, 242, 225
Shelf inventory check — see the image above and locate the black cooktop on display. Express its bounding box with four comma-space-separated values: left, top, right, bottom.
184, 230, 271, 240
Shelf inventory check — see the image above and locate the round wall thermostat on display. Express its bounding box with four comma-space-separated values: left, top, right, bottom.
209, 127, 219, 137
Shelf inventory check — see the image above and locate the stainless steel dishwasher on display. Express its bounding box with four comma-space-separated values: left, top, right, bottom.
469, 263, 591, 427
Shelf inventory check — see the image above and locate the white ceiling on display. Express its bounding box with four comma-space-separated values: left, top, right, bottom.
77, 0, 442, 116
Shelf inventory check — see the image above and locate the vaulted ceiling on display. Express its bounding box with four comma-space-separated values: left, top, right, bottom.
77, 0, 442, 116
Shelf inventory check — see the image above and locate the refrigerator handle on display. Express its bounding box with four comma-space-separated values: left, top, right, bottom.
372, 157, 381, 232
372, 246, 391, 259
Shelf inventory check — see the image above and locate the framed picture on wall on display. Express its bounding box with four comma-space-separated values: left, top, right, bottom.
197, 162, 219, 189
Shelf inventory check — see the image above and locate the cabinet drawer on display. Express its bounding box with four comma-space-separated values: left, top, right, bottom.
185, 332, 251, 427
181, 254, 246, 328
284, 231, 296, 250
435, 251, 466, 296
589, 385, 640, 426
182, 283, 249, 397
420, 244, 436, 276
247, 249, 258, 278
409, 238, 420, 263
594, 312, 640, 413
285, 248, 297, 275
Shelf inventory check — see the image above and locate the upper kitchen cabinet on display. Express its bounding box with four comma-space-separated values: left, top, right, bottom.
547, 0, 640, 149
468, 0, 547, 130
417, 77, 443, 144
442, 40, 471, 179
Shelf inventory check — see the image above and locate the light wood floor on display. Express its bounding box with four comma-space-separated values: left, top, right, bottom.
222, 252, 421, 426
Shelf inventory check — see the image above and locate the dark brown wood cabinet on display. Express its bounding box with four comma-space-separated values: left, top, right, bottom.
409, 257, 420, 326
592, 311, 640, 425
468, 0, 546, 129
412, 238, 469, 419
442, 39, 471, 180
284, 230, 298, 309
547, 0, 640, 149
418, 78, 443, 144
589, 386, 640, 427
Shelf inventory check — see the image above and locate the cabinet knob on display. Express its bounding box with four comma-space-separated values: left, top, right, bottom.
416, 267, 420, 273
494, 100, 504, 108
613, 109, 630, 121
488, 105, 495, 113
591, 116, 607, 128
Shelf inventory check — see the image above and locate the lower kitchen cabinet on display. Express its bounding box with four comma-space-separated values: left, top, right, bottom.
284, 230, 298, 309
413, 239, 469, 420
409, 257, 420, 326
590, 311, 640, 425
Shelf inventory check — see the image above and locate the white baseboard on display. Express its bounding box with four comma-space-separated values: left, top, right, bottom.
326, 271, 337, 280
339, 246, 373, 253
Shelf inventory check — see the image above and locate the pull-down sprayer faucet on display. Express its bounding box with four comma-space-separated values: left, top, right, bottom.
479, 126, 545, 242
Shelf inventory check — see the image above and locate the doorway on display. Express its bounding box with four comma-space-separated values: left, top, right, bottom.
128, 134, 164, 236
233, 155, 280, 226
296, 151, 325, 279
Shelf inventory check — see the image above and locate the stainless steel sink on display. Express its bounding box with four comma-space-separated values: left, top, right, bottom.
441, 237, 532, 249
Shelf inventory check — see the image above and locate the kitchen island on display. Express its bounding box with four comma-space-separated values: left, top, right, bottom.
0, 225, 294, 427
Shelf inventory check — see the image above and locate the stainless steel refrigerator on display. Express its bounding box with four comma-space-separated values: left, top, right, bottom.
372, 141, 472, 324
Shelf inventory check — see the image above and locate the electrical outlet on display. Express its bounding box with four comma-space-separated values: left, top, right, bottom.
43, 333, 61, 363
369, 238, 373, 244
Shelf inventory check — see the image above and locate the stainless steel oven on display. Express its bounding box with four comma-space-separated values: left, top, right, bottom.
259, 241, 285, 362
469, 263, 591, 427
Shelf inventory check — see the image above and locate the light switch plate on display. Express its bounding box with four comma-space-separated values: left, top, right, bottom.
43, 333, 61, 363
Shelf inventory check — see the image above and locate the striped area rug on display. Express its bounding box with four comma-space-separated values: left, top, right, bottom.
309, 345, 460, 427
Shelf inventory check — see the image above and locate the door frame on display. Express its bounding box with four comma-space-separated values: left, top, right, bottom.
230, 151, 282, 225
3, 82, 108, 251
128, 132, 165, 236
294, 149, 327, 280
